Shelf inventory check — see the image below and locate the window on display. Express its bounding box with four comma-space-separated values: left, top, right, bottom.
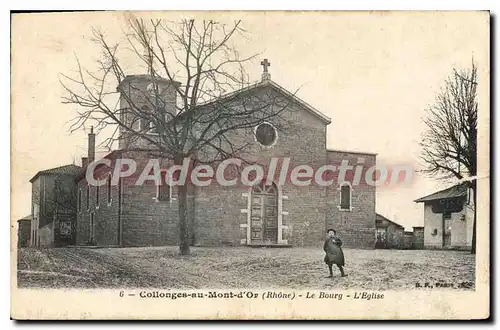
107, 174, 112, 204
156, 183, 170, 201
139, 105, 158, 134
376, 228, 387, 245
77, 189, 82, 211
148, 119, 157, 133
137, 106, 148, 131
340, 184, 351, 210
96, 183, 100, 207
86, 185, 90, 210
147, 82, 159, 96
255, 122, 277, 147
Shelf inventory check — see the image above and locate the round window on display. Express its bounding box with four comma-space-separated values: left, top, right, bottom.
255, 123, 277, 147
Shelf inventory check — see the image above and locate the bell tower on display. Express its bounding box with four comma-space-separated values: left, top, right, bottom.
116, 74, 181, 149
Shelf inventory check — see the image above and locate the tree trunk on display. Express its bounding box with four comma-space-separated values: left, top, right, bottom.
178, 183, 191, 255
471, 183, 477, 255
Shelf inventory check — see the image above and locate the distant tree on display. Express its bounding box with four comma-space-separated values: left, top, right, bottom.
60, 17, 292, 255
420, 60, 478, 254
33, 177, 78, 217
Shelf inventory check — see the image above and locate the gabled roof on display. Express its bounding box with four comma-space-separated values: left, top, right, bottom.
414, 183, 468, 203
30, 164, 82, 183
195, 79, 332, 124
327, 149, 377, 156
375, 213, 404, 229
17, 215, 31, 222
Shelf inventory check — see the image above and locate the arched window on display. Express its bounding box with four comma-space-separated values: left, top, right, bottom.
147, 82, 158, 96
156, 169, 170, 201
96, 182, 100, 207
77, 189, 82, 211
86, 184, 90, 210
139, 105, 158, 134
107, 174, 112, 204
339, 183, 352, 210
156, 183, 170, 201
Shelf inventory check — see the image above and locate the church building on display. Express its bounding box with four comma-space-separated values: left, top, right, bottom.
69, 60, 378, 248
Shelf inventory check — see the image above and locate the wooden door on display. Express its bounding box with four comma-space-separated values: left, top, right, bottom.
250, 183, 278, 244
263, 194, 278, 243
443, 212, 451, 247
250, 195, 264, 242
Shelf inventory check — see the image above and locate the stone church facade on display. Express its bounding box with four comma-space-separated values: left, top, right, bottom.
73, 66, 377, 249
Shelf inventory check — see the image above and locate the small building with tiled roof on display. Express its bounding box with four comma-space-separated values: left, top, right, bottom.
29, 163, 81, 247
29, 164, 82, 183
414, 183, 468, 203
414, 183, 474, 250
17, 215, 31, 247
375, 213, 405, 249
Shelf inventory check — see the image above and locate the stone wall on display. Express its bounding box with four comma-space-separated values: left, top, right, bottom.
412, 227, 424, 249
423, 201, 472, 250
403, 232, 413, 249
117, 75, 178, 150
74, 83, 377, 249
326, 151, 377, 249
37, 221, 54, 247
76, 171, 121, 246
17, 220, 31, 247
191, 87, 329, 247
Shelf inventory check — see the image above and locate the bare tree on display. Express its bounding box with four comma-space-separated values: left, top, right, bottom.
420, 60, 478, 254
33, 177, 78, 218
60, 18, 292, 255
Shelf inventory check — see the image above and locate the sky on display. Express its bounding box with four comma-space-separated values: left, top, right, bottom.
11, 11, 490, 230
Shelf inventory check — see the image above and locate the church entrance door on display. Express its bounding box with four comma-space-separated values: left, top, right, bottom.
443, 212, 452, 247
250, 182, 278, 244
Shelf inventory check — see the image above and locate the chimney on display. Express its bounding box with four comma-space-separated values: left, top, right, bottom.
88, 126, 95, 164
81, 157, 88, 168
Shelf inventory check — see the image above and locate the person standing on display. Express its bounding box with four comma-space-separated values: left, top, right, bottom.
323, 228, 347, 278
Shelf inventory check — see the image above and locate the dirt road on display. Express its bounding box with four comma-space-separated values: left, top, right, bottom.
17, 246, 475, 290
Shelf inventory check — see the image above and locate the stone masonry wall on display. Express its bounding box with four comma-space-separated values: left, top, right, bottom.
75, 83, 377, 249
412, 227, 424, 249
117, 75, 178, 150
326, 151, 377, 249
192, 85, 329, 247
119, 151, 181, 246
17, 220, 31, 247
76, 171, 120, 246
